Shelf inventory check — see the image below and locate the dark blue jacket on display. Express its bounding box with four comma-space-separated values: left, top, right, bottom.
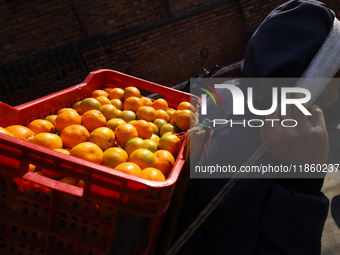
175, 1, 336, 254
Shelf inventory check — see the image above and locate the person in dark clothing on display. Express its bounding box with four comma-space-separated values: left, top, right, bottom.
173, 1, 340, 254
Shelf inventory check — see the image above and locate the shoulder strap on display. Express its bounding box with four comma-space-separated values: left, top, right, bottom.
165, 141, 267, 255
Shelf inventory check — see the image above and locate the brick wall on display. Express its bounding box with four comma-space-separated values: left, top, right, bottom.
82, 3, 246, 87
1, 0, 340, 103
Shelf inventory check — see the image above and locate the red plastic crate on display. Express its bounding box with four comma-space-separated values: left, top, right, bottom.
0, 69, 190, 255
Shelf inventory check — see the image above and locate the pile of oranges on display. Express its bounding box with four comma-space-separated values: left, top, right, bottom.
0, 86, 195, 187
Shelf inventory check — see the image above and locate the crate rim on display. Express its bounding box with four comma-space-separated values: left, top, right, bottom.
0, 132, 185, 190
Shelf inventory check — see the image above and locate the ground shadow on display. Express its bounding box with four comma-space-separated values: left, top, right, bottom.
331, 195, 340, 229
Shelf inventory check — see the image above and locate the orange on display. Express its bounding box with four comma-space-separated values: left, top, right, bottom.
28, 164, 36, 173
130, 120, 153, 139
115, 123, 138, 147
77, 180, 85, 188
115, 162, 141, 176
91, 89, 108, 98
42, 148, 70, 179
81, 110, 106, 132
144, 139, 158, 152
54, 148, 72, 155
141, 97, 153, 106
57, 108, 78, 115
45, 115, 58, 128
154, 150, 175, 175
129, 120, 138, 126
79, 98, 102, 115
118, 110, 136, 123
136, 106, 156, 122
128, 148, 156, 169
110, 99, 124, 110
177, 101, 196, 112
172, 110, 182, 123
61, 147, 72, 153
108, 88, 124, 101
101, 104, 119, 120
124, 96, 143, 112
102, 147, 128, 169
96, 96, 112, 106
27, 119, 55, 134
159, 123, 175, 137
106, 118, 126, 131
125, 137, 148, 156
31, 133, 63, 150
73, 101, 82, 114
55, 110, 81, 131
140, 167, 165, 181
88, 127, 115, 151
155, 110, 170, 122
59, 176, 78, 186
103, 87, 114, 94
167, 109, 175, 121
5, 125, 35, 141
162, 131, 176, 137
70, 142, 103, 164
151, 98, 168, 111
123, 86, 140, 101
0, 127, 15, 137
153, 118, 167, 130
150, 122, 158, 135
159, 134, 181, 156
150, 134, 160, 146
60, 124, 89, 148
176, 110, 195, 131
34, 171, 47, 177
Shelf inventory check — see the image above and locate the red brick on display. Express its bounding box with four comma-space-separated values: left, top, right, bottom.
59, 3, 69, 9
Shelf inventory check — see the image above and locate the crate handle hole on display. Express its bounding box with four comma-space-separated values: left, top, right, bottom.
11, 226, 17, 233
92, 230, 97, 237
68, 243, 73, 250
73, 202, 79, 209
81, 227, 87, 234
70, 223, 77, 230
21, 229, 27, 236
11, 183, 17, 190
60, 220, 66, 227
34, 211, 39, 219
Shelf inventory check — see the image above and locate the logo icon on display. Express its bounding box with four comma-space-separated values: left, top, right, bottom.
196, 82, 222, 115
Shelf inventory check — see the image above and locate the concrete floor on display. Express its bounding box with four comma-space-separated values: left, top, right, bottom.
321, 176, 340, 254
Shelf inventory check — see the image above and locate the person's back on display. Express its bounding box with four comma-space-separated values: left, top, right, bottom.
173, 1, 340, 254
